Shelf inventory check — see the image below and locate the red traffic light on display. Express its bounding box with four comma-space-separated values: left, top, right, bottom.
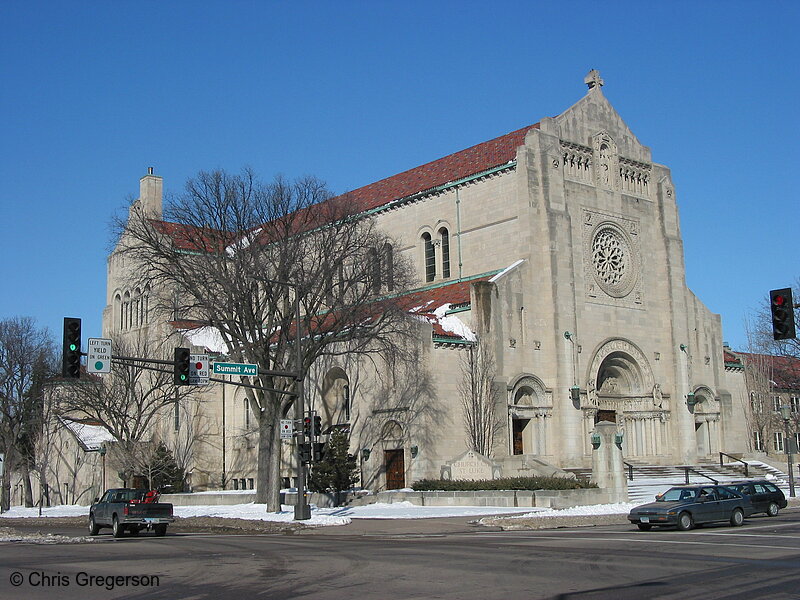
774, 294, 786, 307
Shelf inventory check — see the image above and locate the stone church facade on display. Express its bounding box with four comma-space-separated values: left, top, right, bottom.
95, 71, 752, 494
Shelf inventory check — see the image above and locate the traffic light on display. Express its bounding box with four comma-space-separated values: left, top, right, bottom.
299, 443, 312, 464
174, 348, 190, 385
313, 415, 322, 437
770, 288, 796, 341
312, 442, 325, 462
302, 416, 312, 435
62, 317, 82, 378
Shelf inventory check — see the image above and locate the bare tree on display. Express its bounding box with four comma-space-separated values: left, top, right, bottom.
459, 340, 501, 458
116, 168, 416, 509
57, 336, 193, 488
0, 317, 56, 509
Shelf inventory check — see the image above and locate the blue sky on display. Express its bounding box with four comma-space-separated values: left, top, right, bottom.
1, 0, 798, 351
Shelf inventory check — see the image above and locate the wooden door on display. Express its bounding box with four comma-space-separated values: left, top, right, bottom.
512, 419, 527, 455
384, 449, 405, 490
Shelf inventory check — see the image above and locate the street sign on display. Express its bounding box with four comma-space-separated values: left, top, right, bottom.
280, 419, 294, 440
86, 338, 112, 373
212, 362, 258, 376
189, 354, 209, 385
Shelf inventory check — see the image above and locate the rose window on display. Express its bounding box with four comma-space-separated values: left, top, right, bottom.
590, 225, 637, 297
592, 229, 626, 285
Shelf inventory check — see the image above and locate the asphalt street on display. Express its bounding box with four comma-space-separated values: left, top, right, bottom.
2, 511, 799, 599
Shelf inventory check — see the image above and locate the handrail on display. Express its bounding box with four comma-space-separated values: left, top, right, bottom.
681, 467, 718, 485
622, 461, 634, 481
719, 452, 749, 477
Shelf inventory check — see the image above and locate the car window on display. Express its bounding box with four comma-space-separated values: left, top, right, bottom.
100, 492, 112, 503
764, 483, 779, 493
717, 486, 740, 500
660, 488, 694, 501
699, 487, 717, 500
754, 484, 767, 493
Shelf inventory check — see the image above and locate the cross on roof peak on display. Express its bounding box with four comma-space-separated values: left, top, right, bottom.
584, 69, 604, 90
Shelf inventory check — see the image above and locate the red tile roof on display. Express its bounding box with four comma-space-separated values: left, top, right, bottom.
738, 352, 800, 390
335, 124, 538, 212
152, 123, 538, 250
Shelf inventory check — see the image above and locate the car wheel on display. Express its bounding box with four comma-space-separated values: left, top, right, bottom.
88, 514, 100, 536
112, 516, 125, 538
730, 508, 744, 527
767, 502, 779, 517
637, 523, 652, 531
154, 524, 167, 537
677, 512, 694, 531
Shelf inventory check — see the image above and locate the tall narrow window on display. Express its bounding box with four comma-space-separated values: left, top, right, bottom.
439, 228, 450, 279
244, 399, 251, 429
774, 431, 784, 452
343, 384, 350, 422
423, 233, 435, 282
174, 401, 180, 432
368, 248, 381, 292
384, 244, 394, 291
753, 431, 763, 451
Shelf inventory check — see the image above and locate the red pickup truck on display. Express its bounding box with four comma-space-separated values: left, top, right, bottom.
89, 488, 174, 537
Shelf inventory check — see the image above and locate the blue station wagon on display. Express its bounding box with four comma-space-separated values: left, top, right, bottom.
628, 485, 753, 531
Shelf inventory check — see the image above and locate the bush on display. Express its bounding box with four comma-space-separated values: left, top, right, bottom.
411, 476, 596, 492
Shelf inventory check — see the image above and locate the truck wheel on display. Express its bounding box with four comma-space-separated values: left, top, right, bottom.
767, 502, 779, 517
112, 516, 125, 538
154, 524, 167, 537
677, 512, 694, 531
88, 514, 100, 536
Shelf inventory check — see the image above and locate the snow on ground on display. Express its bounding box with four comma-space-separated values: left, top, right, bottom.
0, 504, 91, 518
0, 501, 543, 524
506, 502, 637, 519
0, 526, 94, 545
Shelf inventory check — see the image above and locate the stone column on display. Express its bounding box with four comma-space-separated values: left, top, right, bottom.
590, 421, 628, 503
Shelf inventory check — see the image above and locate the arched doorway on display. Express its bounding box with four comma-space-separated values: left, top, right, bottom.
692, 387, 720, 458
508, 376, 552, 457
587, 339, 666, 459
381, 421, 405, 490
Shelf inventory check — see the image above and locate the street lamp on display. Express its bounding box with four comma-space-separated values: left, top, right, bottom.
779, 404, 796, 498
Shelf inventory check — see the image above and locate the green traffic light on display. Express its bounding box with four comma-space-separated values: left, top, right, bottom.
69, 343, 77, 351
180, 374, 187, 381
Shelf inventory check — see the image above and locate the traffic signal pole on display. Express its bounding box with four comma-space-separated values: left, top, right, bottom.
293, 287, 311, 521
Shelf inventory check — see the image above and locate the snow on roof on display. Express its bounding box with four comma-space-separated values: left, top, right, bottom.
182, 325, 228, 354
489, 259, 525, 283
60, 418, 116, 451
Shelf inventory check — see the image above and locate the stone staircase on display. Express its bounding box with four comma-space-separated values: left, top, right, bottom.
568, 460, 793, 504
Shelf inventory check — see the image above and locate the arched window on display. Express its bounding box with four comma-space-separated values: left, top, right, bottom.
114, 294, 122, 331
384, 244, 394, 291
368, 247, 381, 292
439, 227, 450, 279
123, 291, 131, 329
422, 233, 435, 282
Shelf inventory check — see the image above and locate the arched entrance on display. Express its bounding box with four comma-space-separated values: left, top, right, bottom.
508, 376, 552, 457
381, 421, 405, 490
692, 387, 720, 458
586, 339, 668, 459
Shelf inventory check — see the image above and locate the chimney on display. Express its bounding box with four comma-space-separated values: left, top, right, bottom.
137, 166, 163, 219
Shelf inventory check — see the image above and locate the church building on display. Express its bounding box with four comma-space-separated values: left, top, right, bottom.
99, 71, 751, 494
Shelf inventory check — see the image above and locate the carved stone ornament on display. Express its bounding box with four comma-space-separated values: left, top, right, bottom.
592, 131, 619, 191
583, 210, 642, 305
